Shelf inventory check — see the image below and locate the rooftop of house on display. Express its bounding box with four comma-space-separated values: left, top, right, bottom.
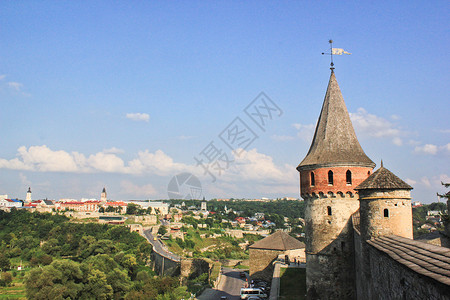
249, 230, 305, 251
367, 235, 450, 286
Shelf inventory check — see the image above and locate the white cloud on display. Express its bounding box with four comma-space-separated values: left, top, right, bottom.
414, 144, 438, 155
350, 108, 402, 139
439, 129, 450, 134
19, 173, 31, 186
120, 181, 158, 197
390, 114, 401, 120
102, 147, 125, 154
292, 123, 315, 142
221, 148, 297, 184
128, 149, 194, 176
271, 135, 295, 141
126, 113, 150, 122
0, 146, 299, 197
392, 137, 403, 146
0, 75, 6, 80
7, 82, 23, 91
87, 152, 126, 173
0, 145, 189, 175
405, 178, 417, 186
442, 143, 450, 154
420, 176, 432, 188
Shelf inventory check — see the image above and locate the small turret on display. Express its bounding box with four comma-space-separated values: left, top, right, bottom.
356, 163, 413, 240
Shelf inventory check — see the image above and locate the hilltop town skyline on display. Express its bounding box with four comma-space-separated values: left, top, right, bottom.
1, 2, 448, 202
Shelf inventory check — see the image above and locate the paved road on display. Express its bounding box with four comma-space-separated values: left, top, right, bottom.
143, 229, 180, 261
198, 268, 246, 300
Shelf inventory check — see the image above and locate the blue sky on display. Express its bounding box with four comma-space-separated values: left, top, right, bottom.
0, 1, 448, 202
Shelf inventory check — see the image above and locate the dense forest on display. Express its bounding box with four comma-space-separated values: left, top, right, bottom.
0, 210, 189, 299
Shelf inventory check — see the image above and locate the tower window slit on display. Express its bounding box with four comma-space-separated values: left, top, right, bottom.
310, 172, 315, 186
346, 170, 352, 185
327, 206, 332, 216
384, 208, 389, 218
328, 170, 334, 185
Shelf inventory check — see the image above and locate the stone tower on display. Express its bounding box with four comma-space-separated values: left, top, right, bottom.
297, 69, 375, 299
26, 187, 32, 202
356, 162, 413, 241
355, 163, 413, 299
101, 187, 107, 202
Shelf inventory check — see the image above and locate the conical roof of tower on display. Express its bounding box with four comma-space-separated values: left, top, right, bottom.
102, 187, 106, 193
355, 164, 412, 190
297, 71, 375, 171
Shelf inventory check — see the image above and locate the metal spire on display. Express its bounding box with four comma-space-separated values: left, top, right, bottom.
322, 39, 335, 71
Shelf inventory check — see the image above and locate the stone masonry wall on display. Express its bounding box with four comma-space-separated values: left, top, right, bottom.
366, 243, 450, 300
359, 189, 413, 241
304, 196, 358, 299
249, 248, 283, 281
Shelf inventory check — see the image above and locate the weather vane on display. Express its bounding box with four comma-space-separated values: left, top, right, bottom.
322, 39, 351, 70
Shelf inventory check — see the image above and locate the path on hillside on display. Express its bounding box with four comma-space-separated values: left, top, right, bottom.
143, 229, 180, 261
198, 267, 245, 300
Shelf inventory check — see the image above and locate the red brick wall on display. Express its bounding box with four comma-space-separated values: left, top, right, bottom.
300, 166, 373, 197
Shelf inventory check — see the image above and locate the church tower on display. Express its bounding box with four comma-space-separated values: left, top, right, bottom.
101, 187, 107, 203
297, 69, 375, 299
26, 187, 32, 202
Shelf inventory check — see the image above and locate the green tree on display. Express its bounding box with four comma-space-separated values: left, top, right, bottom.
80, 268, 113, 300
158, 226, 167, 235
25, 260, 84, 300
0, 254, 10, 271
126, 203, 140, 215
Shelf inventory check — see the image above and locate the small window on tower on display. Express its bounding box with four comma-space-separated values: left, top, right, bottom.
327, 206, 332, 216
346, 170, 352, 185
328, 170, 334, 185
384, 209, 389, 218
310, 172, 315, 186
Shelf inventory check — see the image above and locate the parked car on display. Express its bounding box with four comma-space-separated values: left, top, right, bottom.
240, 288, 267, 299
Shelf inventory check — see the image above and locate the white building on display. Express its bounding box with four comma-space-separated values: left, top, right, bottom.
0, 199, 23, 208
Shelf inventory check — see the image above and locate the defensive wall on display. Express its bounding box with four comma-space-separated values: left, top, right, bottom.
353, 214, 450, 300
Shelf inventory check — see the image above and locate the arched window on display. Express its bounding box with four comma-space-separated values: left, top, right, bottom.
346, 170, 352, 185
327, 206, 332, 216
384, 209, 389, 218
328, 170, 334, 185
310, 172, 315, 186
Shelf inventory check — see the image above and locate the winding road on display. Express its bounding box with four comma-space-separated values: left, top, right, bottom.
198, 267, 247, 300
143, 228, 180, 261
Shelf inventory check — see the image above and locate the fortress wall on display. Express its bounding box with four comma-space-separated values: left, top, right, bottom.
152, 251, 180, 276
353, 230, 364, 300
365, 243, 450, 300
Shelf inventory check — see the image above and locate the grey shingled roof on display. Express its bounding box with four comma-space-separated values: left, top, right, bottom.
355, 165, 413, 190
249, 231, 305, 251
367, 235, 450, 286
297, 71, 375, 171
